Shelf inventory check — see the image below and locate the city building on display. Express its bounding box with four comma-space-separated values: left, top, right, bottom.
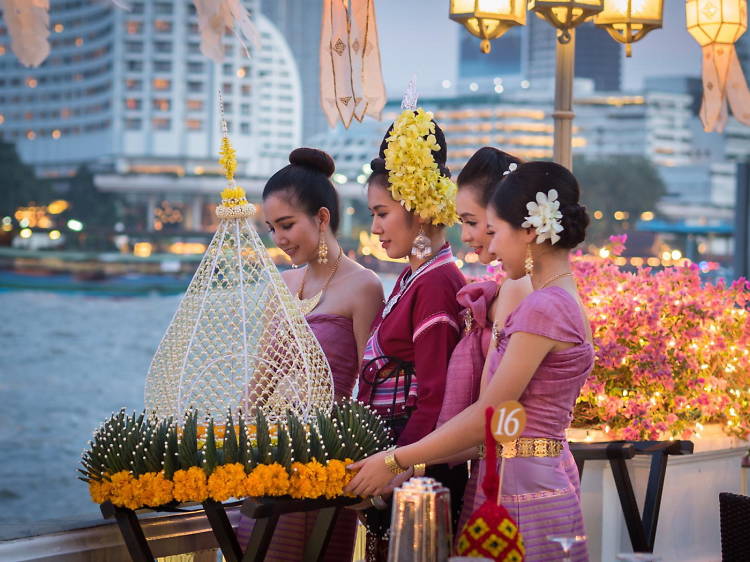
458, 19, 622, 93
261, 0, 326, 143
0, 0, 301, 179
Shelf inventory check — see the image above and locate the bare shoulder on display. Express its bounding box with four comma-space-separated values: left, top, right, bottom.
280, 267, 303, 291
339, 262, 383, 296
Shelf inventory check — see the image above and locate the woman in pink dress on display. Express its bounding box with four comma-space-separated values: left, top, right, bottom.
348, 161, 594, 561
437, 147, 533, 530
236, 148, 383, 561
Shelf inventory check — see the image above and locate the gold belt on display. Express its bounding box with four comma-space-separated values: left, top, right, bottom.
479, 438, 563, 459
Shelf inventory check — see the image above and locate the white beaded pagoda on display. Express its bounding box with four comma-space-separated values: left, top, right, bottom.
144, 95, 333, 424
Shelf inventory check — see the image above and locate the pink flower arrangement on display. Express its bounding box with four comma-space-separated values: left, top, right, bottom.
469, 235, 750, 440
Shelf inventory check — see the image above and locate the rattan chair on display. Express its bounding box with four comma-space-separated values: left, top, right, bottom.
719, 492, 750, 561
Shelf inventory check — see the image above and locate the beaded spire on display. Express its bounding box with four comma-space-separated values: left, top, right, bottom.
143, 92, 334, 423
217, 90, 255, 219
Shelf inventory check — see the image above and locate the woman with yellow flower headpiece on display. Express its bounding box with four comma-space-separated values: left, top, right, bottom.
355, 101, 468, 560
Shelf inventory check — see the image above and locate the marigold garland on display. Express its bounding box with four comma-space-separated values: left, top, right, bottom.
90, 460, 358, 510
384, 108, 458, 226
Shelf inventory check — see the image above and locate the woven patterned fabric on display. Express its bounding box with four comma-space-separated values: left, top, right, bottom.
144, 211, 334, 424
719, 492, 750, 561
455, 502, 525, 561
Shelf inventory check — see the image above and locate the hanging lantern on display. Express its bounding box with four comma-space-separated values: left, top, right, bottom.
528, 0, 605, 42
686, 0, 750, 132
449, 0, 527, 53
593, 0, 664, 57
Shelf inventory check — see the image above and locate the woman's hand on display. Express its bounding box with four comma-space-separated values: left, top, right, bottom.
345, 451, 398, 497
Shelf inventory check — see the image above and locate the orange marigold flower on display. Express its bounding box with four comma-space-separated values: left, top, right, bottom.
109, 470, 141, 510
324, 459, 353, 499
172, 466, 208, 503
208, 463, 247, 502
137, 472, 174, 507
89, 477, 112, 504
290, 460, 327, 499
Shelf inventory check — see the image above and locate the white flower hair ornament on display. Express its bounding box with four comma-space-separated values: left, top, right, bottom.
502, 162, 518, 176
522, 189, 564, 245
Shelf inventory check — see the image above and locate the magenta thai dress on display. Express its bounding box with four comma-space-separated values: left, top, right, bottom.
458, 287, 594, 562
236, 313, 359, 561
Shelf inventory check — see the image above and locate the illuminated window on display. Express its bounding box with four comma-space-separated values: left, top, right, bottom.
75, 37, 84, 47
187, 99, 203, 111
51, 129, 61, 139
26, 130, 36, 140
125, 98, 142, 110
152, 78, 171, 90
153, 98, 170, 111
152, 118, 171, 130
54, 23, 64, 33
26, 78, 37, 88
126, 21, 141, 35
186, 119, 203, 130
154, 20, 172, 32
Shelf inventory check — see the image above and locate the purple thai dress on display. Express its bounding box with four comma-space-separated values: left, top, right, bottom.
458, 287, 594, 562
236, 313, 359, 561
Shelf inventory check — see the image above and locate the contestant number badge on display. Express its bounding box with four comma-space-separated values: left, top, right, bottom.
491, 400, 526, 443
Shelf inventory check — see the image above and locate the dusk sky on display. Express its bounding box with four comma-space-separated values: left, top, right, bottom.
376, 0, 700, 95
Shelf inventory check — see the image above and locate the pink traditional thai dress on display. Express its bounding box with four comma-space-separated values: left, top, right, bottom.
458, 286, 594, 562
236, 313, 359, 561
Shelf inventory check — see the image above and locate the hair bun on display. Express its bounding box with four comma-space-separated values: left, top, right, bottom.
370, 157, 387, 174
558, 203, 589, 249
289, 147, 335, 177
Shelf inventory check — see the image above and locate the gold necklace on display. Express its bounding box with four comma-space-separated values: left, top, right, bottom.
297, 247, 343, 315
536, 271, 573, 290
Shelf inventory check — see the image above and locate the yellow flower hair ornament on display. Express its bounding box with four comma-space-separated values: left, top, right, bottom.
384, 108, 458, 226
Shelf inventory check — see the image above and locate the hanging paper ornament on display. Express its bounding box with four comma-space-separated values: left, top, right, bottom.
320, 0, 386, 128
455, 407, 526, 561
192, 0, 260, 63
1, 0, 50, 68
686, 0, 750, 132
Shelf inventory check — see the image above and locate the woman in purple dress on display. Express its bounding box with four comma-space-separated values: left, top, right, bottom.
236, 148, 383, 561
348, 161, 594, 561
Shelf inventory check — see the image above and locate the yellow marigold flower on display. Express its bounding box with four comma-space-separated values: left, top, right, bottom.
89, 477, 112, 504
244, 463, 290, 497
208, 463, 247, 502
265, 463, 291, 496
290, 460, 327, 499
172, 466, 209, 503
109, 471, 141, 510
137, 472, 174, 508
324, 459, 354, 499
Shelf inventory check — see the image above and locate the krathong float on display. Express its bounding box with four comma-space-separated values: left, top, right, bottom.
80, 96, 391, 515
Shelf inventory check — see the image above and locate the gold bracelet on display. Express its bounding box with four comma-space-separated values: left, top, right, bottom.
384, 453, 407, 475
413, 463, 426, 477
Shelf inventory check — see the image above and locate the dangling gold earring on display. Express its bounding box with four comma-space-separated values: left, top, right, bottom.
524, 244, 534, 276
411, 226, 432, 260
317, 233, 329, 264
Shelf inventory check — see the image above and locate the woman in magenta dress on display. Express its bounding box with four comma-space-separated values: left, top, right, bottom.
348, 161, 594, 561
236, 148, 383, 561
356, 111, 467, 560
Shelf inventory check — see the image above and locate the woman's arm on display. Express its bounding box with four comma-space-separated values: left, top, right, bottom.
346, 330, 556, 497
351, 271, 385, 362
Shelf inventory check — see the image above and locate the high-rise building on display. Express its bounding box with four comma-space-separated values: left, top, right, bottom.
261, 0, 327, 142
523, 19, 622, 92
0, 0, 301, 177
459, 19, 622, 92
458, 27, 523, 79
